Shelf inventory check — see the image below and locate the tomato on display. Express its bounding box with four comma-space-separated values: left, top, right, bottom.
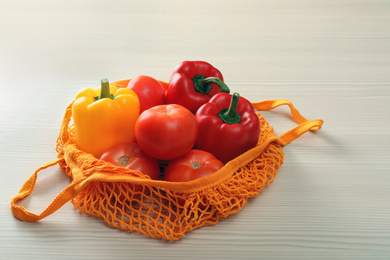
164, 149, 224, 182
127, 75, 166, 113
100, 142, 160, 180
135, 104, 197, 160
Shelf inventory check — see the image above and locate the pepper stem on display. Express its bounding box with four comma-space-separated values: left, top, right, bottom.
99, 78, 111, 99
193, 74, 230, 94
217, 92, 241, 124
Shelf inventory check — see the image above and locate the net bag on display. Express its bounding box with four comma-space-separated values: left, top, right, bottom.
11, 80, 323, 240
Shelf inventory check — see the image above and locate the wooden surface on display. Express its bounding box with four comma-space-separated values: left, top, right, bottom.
1, 0, 390, 259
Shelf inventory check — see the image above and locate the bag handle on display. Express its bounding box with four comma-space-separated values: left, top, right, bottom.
11, 98, 323, 222
10, 159, 90, 222
252, 99, 323, 145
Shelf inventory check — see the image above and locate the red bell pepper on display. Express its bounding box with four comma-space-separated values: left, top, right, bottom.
195, 92, 261, 164
166, 61, 230, 114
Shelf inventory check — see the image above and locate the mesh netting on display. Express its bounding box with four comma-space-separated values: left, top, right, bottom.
55, 103, 284, 240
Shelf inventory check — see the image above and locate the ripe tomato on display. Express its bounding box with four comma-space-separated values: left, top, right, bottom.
100, 142, 160, 180
135, 104, 197, 160
127, 75, 166, 113
164, 149, 224, 182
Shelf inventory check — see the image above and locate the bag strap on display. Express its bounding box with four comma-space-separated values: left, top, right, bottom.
10, 158, 89, 222
252, 99, 323, 145
11, 98, 323, 222
9, 157, 146, 222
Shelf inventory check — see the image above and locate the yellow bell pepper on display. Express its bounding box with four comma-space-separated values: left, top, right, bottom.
72, 79, 140, 158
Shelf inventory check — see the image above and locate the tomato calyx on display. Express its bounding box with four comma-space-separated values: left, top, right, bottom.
190, 160, 202, 169
119, 155, 130, 166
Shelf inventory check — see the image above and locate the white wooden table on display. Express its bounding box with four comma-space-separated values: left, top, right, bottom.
1, 0, 389, 259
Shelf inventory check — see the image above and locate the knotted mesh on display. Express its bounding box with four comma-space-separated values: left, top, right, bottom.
55, 104, 284, 240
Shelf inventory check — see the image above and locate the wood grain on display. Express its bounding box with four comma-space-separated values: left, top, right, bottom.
1, 0, 389, 259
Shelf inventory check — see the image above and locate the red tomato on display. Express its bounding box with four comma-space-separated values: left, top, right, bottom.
135, 104, 197, 160
127, 75, 166, 113
100, 142, 160, 180
164, 150, 224, 182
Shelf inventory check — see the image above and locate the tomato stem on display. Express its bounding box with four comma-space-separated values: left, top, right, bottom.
218, 92, 241, 124
190, 160, 202, 169
193, 74, 230, 94
119, 155, 130, 166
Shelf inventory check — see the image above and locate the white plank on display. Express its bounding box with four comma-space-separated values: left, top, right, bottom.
1, 0, 390, 259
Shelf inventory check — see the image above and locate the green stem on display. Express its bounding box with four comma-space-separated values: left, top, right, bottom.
217, 92, 241, 124
99, 78, 111, 99
193, 74, 230, 94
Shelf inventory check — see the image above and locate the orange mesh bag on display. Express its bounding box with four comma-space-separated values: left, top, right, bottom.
11, 79, 323, 240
